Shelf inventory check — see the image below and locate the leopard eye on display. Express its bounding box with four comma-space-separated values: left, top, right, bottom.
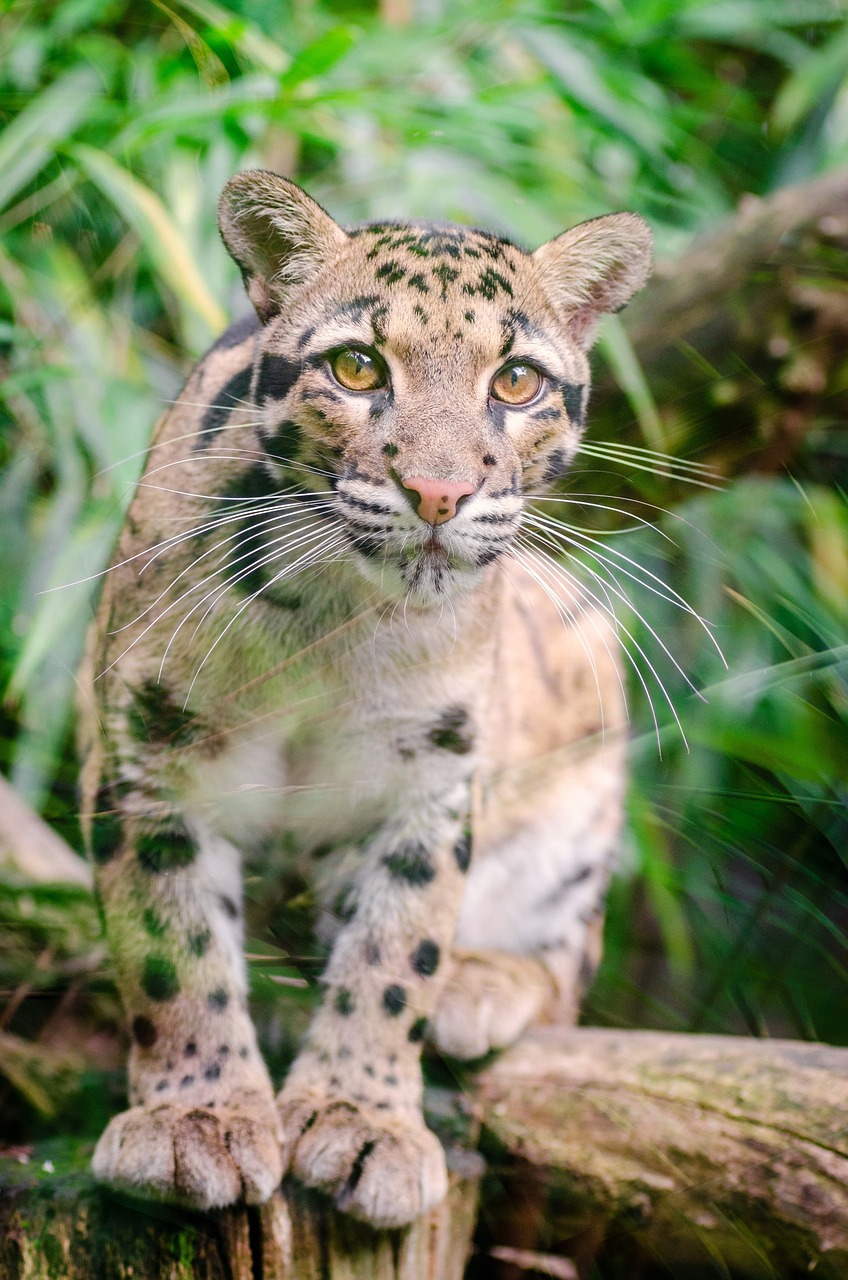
330, 348, 386, 392
490, 363, 543, 406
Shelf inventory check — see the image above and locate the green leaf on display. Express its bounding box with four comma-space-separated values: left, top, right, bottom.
0, 65, 100, 211
771, 21, 848, 133
69, 144, 226, 347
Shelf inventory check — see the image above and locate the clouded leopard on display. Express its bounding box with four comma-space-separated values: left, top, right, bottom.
80, 170, 652, 1227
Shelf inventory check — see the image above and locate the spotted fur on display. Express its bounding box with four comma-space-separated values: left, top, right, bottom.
79, 171, 652, 1226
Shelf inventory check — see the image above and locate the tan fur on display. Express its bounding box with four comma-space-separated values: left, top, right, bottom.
81, 172, 651, 1225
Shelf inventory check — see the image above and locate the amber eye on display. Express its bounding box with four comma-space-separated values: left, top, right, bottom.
330, 348, 386, 392
490, 363, 543, 406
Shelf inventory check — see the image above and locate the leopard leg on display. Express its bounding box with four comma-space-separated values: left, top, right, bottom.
277, 778, 472, 1228
86, 771, 282, 1209
430, 746, 623, 1059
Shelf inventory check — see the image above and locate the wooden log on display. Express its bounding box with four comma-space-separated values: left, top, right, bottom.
4, 1029, 848, 1276
476, 1027, 848, 1277
0, 1153, 482, 1279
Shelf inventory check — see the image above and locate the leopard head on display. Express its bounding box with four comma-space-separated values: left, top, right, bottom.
218, 170, 652, 607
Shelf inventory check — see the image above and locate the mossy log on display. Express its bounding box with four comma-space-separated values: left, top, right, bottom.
4, 1028, 848, 1279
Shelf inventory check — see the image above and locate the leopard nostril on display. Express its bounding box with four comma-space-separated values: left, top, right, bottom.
402, 476, 477, 525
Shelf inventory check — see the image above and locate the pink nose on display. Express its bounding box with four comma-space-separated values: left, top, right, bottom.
403, 476, 477, 525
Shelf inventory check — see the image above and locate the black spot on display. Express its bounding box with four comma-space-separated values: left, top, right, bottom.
239, 1045, 249, 1059
375, 260, 405, 284
407, 273, 430, 294
155, 1079, 168, 1092
382, 984, 407, 1016
370, 304, 389, 343
91, 783, 123, 865
432, 264, 459, 297
188, 929, 211, 957
142, 956, 180, 1002
384, 1074, 399, 1087
334, 988, 355, 1016
185, 1040, 197, 1057
562, 382, 586, 426
383, 842, 436, 887
208, 987, 229, 1011
464, 310, 475, 323
412, 304, 429, 323
411, 939, 440, 977
382, 442, 398, 458
218, 1044, 230, 1056
255, 352, 301, 405
364, 1064, 375, 1078
482, 453, 496, 467
131, 1015, 157, 1048
143, 908, 166, 938
427, 706, 473, 755
196, 364, 254, 448
453, 828, 472, 873
337, 1045, 352, 1060
137, 822, 197, 874
203, 1062, 222, 1081
408, 1017, 428, 1043
128, 679, 199, 747
180, 1075, 195, 1088
468, 267, 514, 300
219, 895, 238, 920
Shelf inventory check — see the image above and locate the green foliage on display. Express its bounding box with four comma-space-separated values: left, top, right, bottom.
1, 0, 847, 1153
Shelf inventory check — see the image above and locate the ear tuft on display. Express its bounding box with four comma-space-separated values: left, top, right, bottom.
533, 212, 653, 349
218, 170, 348, 323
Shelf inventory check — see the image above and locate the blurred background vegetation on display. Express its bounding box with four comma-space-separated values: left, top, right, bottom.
1, 0, 847, 1268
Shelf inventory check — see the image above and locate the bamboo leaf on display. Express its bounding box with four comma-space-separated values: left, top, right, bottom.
0, 65, 99, 211
69, 144, 226, 346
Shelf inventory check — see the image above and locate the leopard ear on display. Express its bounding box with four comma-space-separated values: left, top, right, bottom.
533, 212, 653, 350
218, 170, 348, 323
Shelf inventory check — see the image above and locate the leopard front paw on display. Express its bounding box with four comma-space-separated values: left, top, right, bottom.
92, 1096, 284, 1209
277, 1090, 447, 1227
429, 949, 553, 1060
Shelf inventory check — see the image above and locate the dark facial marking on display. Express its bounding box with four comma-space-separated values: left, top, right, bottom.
411, 939, 440, 977
562, 382, 586, 426
142, 955, 180, 1002
208, 987, 229, 1011
255, 353, 301, 406
412, 304, 429, 323
407, 273, 430, 294
365, 940, 381, 965
464, 310, 475, 323
482, 453, 496, 467
180, 1075, 195, 1088
203, 1062, 222, 1082
383, 841, 436, 887
382, 442, 398, 458
265, 418, 302, 462
428, 706, 473, 755
382, 984, 407, 1017
185, 1040, 197, 1057
544, 448, 569, 483
132, 1016, 157, 1049
196, 364, 253, 449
